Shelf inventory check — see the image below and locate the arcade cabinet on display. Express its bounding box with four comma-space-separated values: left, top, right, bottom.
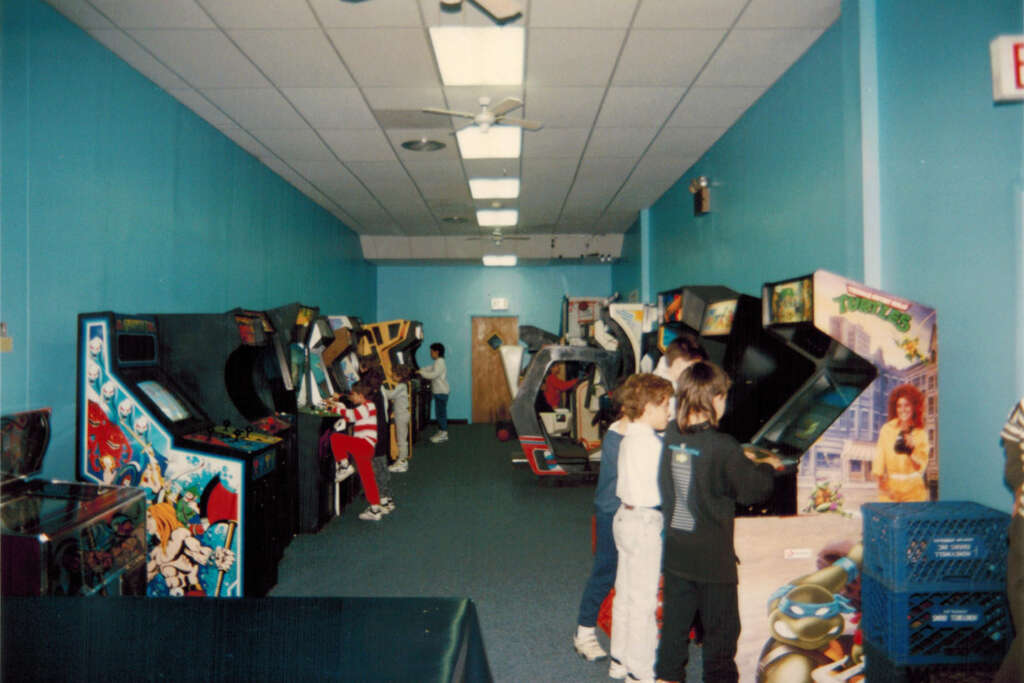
2, 408, 147, 596
510, 345, 620, 478
656, 284, 816, 514
357, 319, 428, 448
156, 307, 297, 552
729, 271, 938, 682
287, 306, 356, 532
77, 312, 282, 596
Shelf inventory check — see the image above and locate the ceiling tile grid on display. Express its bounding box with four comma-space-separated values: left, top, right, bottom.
46, 0, 841, 263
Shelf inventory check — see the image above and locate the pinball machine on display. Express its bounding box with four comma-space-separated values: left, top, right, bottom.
2, 407, 147, 596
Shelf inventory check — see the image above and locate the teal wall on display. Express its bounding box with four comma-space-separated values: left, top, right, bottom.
646, 14, 863, 298
375, 264, 612, 422
625, 0, 1024, 511
611, 217, 643, 302
875, 0, 1023, 509
1, 0, 375, 481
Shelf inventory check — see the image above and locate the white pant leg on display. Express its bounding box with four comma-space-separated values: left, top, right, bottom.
395, 415, 410, 460
610, 506, 629, 666
610, 506, 663, 680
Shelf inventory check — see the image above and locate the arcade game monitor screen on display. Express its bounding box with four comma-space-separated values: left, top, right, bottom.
700, 298, 738, 337
766, 276, 814, 325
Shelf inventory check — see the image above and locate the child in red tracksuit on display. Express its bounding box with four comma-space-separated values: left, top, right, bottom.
326, 381, 393, 521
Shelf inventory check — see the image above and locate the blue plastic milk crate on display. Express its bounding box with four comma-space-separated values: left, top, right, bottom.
861, 572, 1011, 666
862, 501, 1010, 592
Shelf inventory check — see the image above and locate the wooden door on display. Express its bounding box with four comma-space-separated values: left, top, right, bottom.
471, 316, 518, 423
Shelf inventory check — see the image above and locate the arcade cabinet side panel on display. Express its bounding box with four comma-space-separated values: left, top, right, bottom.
77, 314, 248, 597
733, 273, 938, 682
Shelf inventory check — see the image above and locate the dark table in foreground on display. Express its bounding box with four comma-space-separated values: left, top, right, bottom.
3, 596, 492, 682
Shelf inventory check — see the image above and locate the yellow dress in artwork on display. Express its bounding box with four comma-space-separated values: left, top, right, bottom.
873, 419, 929, 502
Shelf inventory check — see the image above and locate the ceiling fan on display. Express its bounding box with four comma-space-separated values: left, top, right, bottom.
423, 96, 542, 133
466, 229, 530, 246
440, 0, 523, 23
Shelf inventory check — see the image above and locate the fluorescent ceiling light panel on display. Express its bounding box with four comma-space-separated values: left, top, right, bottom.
469, 178, 520, 199
483, 254, 518, 266
456, 125, 521, 159
429, 27, 524, 86
476, 209, 518, 227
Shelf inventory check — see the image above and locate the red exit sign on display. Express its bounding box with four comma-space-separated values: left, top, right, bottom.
991, 35, 1024, 101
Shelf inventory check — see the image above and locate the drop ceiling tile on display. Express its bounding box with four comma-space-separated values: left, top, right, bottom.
403, 159, 466, 187
250, 128, 335, 162
320, 128, 396, 162
649, 126, 725, 158
363, 87, 446, 110
526, 29, 625, 87
85, 29, 191, 91
518, 201, 562, 227
229, 29, 354, 87
584, 128, 657, 160
327, 28, 439, 87
312, 0, 423, 28
523, 86, 603, 129
593, 214, 636, 234
613, 29, 724, 86
200, 88, 307, 128
528, 0, 638, 28
127, 29, 270, 87
282, 87, 376, 128
563, 157, 636, 214
414, 177, 473, 204
666, 86, 764, 127
634, 0, 746, 29
696, 28, 824, 87
384, 128, 460, 160
168, 88, 234, 127
596, 86, 684, 127
290, 159, 358, 185
46, 0, 115, 29
611, 154, 691, 209
347, 161, 421, 202
198, 0, 319, 28
738, 0, 841, 29
90, 0, 215, 28
521, 127, 589, 160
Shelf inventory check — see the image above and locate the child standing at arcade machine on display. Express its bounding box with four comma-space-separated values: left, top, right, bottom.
418, 343, 450, 444
384, 365, 413, 473
572, 379, 632, 662
608, 373, 675, 682
325, 381, 393, 522
655, 362, 781, 683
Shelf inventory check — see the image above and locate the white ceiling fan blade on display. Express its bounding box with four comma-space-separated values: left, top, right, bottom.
489, 97, 523, 118
496, 116, 543, 131
422, 107, 475, 119
469, 0, 523, 22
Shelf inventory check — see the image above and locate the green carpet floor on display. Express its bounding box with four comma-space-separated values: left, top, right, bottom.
271, 423, 702, 681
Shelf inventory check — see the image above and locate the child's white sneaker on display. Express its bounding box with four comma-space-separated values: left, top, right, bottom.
387, 460, 408, 473
608, 660, 627, 679
335, 460, 355, 481
572, 631, 607, 661
429, 430, 448, 443
358, 505, 383, 521
379, 497, 396, 514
